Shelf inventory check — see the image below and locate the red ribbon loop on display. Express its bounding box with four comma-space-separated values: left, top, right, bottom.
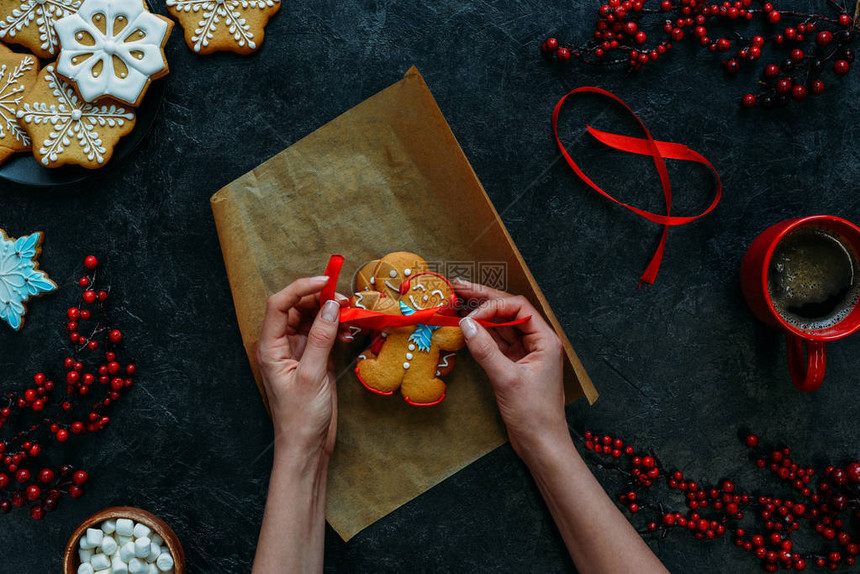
553, 87, 722, 285
320, 255, 530, 329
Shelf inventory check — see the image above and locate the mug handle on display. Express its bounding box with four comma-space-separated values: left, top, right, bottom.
786, 335, 827, 392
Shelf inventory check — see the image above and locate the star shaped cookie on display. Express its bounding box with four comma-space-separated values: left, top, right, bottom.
166, 0, 279, 55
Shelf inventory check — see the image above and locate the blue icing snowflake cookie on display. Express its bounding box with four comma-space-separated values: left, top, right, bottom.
0, 229, 57, 331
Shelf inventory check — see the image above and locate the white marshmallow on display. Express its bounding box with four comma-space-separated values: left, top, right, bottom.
90, 554, 111, 570
115, 518, 134, 537
79, 536, 98, 550
87, 528, 105, 546
119, 541, 136, 563
155, 553, 173, 571
145, 543, 161, 563
101, 519, 117, 535
101, 535, 118, 556
133, 523, 152, 539
78, 563, 95, 574
128, 558, 147, 574
149, 534, 163, 547
134, 537, 151, 558
111, 554, 128, 574
79, 549, 94, 563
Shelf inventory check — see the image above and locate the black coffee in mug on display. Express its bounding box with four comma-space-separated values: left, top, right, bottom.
767, 226, 859, 330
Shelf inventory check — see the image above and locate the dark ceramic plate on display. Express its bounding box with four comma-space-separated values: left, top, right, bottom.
0, 79, 165, 187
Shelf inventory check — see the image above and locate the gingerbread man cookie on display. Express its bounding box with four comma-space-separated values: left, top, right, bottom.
352, 256, 465, 406
0, 44, 38, 164
166, 0, 279, 55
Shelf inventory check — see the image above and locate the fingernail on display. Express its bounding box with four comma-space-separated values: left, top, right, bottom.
459, 316, 477, 339
311, 275, 329, 283
453, 277, 469, 284
322, 299, 340, 322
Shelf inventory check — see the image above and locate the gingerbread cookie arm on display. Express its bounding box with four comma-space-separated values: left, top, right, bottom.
432, 326, 465, 351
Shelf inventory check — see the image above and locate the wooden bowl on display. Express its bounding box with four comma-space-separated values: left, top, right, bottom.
63, 506, 186, 574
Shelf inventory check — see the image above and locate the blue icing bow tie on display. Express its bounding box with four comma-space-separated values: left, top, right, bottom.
399, 301, 439, 352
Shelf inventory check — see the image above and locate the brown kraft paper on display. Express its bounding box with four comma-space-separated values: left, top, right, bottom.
210, 66, 598, 541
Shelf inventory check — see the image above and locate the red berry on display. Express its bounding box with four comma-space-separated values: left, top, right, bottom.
767, 10, 781, 23
790, 49, 804, 62
84, 256, 99, 270
660, 0, 671, 10
791, 85, 807, 101
56, 429, 69, 442
671, 28, 683, 41
15, 468, 29, 483
72, 470, 88, 486
25, 484, 40, 501
834, 60, 850, 75
38, 468, 54, 484
763, 65, 779, 79
716, 38, 730, 52
816, 31, 834, 46
775, 79, 791, 95
544, 37, 559, 52
82, 290, 96, 304
68, 485, 84, 499
811, 80, 825, 95
29, 505, 45, 520
839, 14, 852, 26
635, 31, 647, 44
556, 47, 571, 62
67, 307, 80, 321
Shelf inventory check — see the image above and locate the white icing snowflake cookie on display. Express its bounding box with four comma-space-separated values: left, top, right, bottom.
0, 44, 38, 164
16, 64, 135, 168
166, 0, 279, 55
0, 0, 81, 58
55, 0, 173, 106
0, 229, 57, 331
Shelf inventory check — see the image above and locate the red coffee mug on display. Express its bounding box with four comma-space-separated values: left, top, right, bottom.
741, 215, 860, 392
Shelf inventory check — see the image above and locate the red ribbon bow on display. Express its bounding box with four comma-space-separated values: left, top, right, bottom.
320, 255, 529, 329
553, 87, 722, 286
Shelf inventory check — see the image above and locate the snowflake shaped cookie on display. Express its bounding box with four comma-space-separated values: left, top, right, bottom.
166, 0, 279, 55
0, 0, 81, 58
55, 0, 173, 106
0, 229, 57, 331
16, 64, 136, 168
0, 44, 38, 164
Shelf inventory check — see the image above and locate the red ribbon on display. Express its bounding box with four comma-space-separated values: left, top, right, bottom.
321, 255, 530, 328
552, 87, 722, 286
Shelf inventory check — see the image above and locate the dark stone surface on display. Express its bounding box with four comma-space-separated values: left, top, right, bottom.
1, 0, 859, 572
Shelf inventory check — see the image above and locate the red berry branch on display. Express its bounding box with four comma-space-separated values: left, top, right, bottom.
0, 256, 136, 520
582, 431, 860, 571
542, 0, 859, 108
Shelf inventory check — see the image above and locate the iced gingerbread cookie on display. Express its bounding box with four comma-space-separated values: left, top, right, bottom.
353, 259, 465, 406
0, 229, 57, 331
55, 0, 173, 106
354, 251, 430, 299
0, 44, 38, 164
0, 0, 81, 58
16, 64, 136, 168
166, 0, 279, 55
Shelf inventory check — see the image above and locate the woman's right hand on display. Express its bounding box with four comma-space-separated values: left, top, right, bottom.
454, 280, 569, 464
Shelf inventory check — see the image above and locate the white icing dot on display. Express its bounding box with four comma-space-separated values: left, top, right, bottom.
120, 72, 127, 78
423, 295, 429, 301
380, 333, 387, 338
404, 269, 411, 276
406, 353, 413, 360
369, 277, 375, 285
408, 344, 415, 351
389, 270, 397, 278
403, 362, 410, 370
436, 370, 441, 376
76, 32, 83, 39
71, 109, 82, 121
